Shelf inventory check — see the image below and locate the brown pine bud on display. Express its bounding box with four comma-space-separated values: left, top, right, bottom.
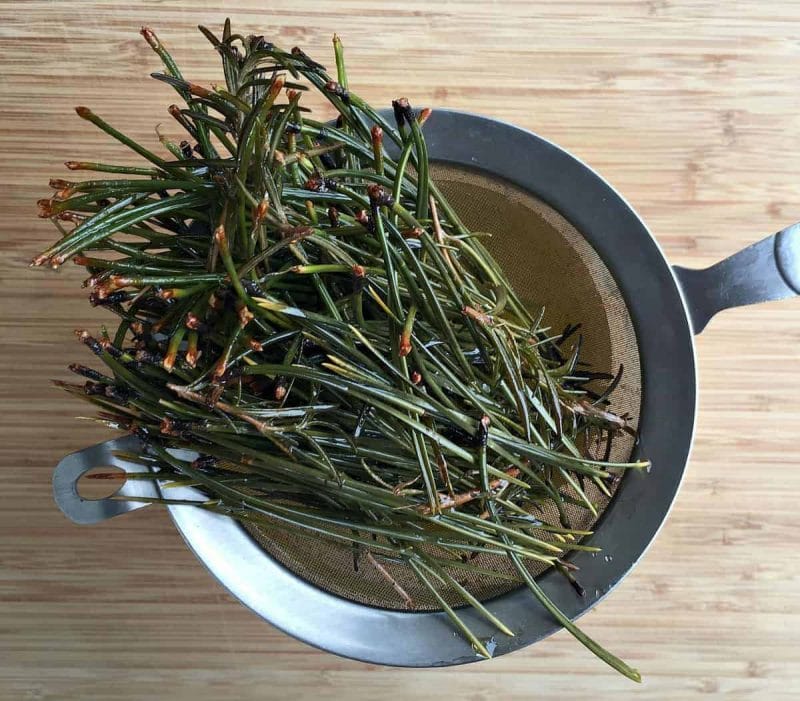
327, 206, 340, 227
187, 82, 211, 98
273, 377, 288, 401
211, 358, 227, 383
36, 199, 55, 218
462, 305, 494, 326
213, 224, 227, 250
162, 349, 177, 373
140, 26, 160, 51
324, 80, 348, 99
49, 178, 73, 191
476, 415, 491, 447
185, 312, 204, 331
392, 97, 413, 128
254, 198, 269, 223
56, 212, 83, 224
305, 174, 337, 192
367, 184, 393, 207
185, 347, 199, 368
238, 304, 254, 328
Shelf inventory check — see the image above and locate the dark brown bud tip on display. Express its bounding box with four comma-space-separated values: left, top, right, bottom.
37, 199, 54, 218
286, 88, 300, 101
75, 106, 92, 119
185, 346, 199, 368
305, 174, 337, 192
107, 275, 130, 290
354, 209, 372, 229
75, 329, 104, 356
462, 305, 494, 326
56, 212, 82, 223
476, 414, 491, 447
211, 359, 227, 383
64, 161, 81, 170
188, 82, 211, 98
162, 352, 177, 373
273, 381, 288, 402
324, 80, 348, 99
352, 264, 367, 278
140, 26, 160, 50
304, 176, 320, 192
254, 198, 269, 223
49, 178, 72, 190
392, 98, 413, 128
411, 370, 422, 385
269, 76, 285, 96
399, 335, 412, 357
30, 253, 51, 267
238, 304, 254, 328
72, 255, 90, 267
401, 227, 424, 239
367, 184, 394, 206
417, 107, 432, 126
213, 224, 227, 247
185, 312, 204, 331
370, 125, 383, 144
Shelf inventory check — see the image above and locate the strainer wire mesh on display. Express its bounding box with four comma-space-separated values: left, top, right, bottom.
243, 162, 642, 610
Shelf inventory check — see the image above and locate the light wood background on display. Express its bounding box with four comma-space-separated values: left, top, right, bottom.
2, 1, 799, 698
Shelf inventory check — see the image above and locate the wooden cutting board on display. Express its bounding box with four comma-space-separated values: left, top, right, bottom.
1, 1, 798, 698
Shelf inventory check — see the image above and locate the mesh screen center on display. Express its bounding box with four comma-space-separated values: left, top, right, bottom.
241, 162, 642, 610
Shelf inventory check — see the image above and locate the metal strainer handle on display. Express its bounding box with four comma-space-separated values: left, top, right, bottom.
52, 436, 158, 524
673, 222, 800, 333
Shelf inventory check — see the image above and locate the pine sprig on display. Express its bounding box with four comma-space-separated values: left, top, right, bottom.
34, 21, 646, 682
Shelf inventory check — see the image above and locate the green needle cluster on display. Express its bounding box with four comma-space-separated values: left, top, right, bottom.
35, 19, 647, 681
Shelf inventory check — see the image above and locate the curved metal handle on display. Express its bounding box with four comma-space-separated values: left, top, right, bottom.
673, 222, 800, 334
53, 435, 158, 524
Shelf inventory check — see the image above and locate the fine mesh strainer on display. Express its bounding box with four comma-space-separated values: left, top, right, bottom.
52, 110, 800, 666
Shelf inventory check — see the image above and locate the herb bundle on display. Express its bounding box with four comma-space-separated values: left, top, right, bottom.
34, 20, 648, 681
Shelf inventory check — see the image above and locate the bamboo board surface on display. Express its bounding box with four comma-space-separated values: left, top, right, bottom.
1, 1, 799, 698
